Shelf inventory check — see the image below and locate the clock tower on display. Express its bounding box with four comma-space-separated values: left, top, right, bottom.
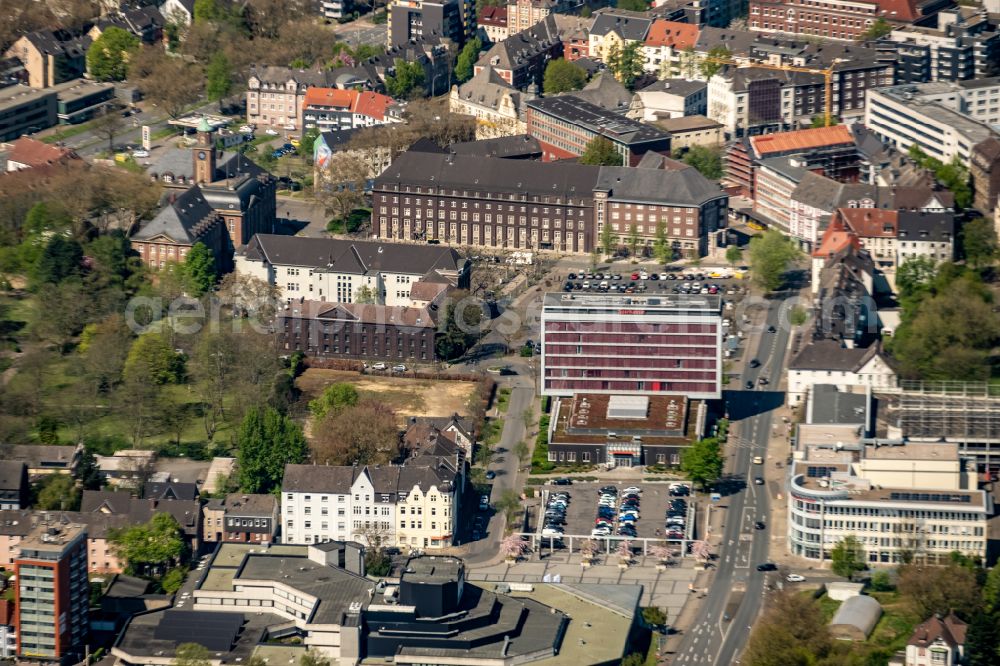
193, 116, 216, 185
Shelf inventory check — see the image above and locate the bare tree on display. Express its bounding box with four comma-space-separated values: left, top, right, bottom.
315, 153, 367, 224
131, 47, 203, 118
312, 399, 401, 466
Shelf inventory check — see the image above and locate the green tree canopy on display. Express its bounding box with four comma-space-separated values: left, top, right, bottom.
309, 382, 360, 421
299, 127, 320, 160
386, 59, 425, 99
605, 41, 644, 90
87, 26, 140, 81
747, 229, 801, 292
183, 242, 217, 296
744, 591, 834, 665
895, 256, 937, 301
124, 333, 185, 385
35, 474, 81, 511
33, 236, 82, 288
543, 58, 588, 94
962, 217, 998, 269
699, 46, 732, 79
681, 145, 724, 179
579, 136, 623, 166
654, 220, 670, 263
600, 220, 616, 255
173, 642, 211, 666
237, 406, 309, 494
108, 512, 186, 574
193, 0, 225, 23
435, 290, 482, 360
830, 535, 866, 580
725, 244, 742, 268
616, 0, 649, 9
680, 437, 723, 490
860, 17, 893, 41
455, 37, 482, 83
205, 52, 233, 104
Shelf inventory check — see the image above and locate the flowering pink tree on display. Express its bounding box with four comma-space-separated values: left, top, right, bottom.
616, 539, 634, 562
580, 539, 599, 560
500, 535, 529, 561
690, 539, 712, 562
649, 543, 674, 563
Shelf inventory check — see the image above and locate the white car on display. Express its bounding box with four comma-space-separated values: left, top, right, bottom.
622, 486, 642, 495
786, 574, 806, 583
541, 527, 564, 538
392, 364, 407, 373
132, 149, 149, 158
752, 456, 764, 464
284, 123, 296, 131
264, 128, 279, 135
591, 527, 611, 537
371, 362, 387, 371
239, 124, 254, 133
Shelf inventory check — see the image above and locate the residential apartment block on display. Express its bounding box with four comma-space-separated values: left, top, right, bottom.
4, 31, 88, 89
540, 292, 723, 399
883, 9, 1000, 83
474, 15, 562, 91
236, 234, 469, 306
221, 494, 279, 545
281, 445, 464, 549
15, 522, 89, 663
247, 66, 336, 132
749, 0, 951, 41
388, 0, 467, 48
302, 88, 402, 132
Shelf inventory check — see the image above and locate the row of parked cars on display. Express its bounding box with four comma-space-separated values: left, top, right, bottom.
664, 496, 689, 541
592, 485, 642, 538
541, 490, 570, 539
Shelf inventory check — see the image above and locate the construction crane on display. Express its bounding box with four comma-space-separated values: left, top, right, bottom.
701, 56, 839, 127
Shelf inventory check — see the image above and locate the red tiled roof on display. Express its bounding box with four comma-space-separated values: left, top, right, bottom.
835, 207, 898, 238
750, 126, 855, 158
8, 137, 77, 169
351, 91, 394, 121
303, 87, 354, 109
645, 20, 699, 49
812, 215, 860, 258
479, 6, 507, 25
907, 613, 967, 649
303, 88, 396, 121
876, 0, 919, 22
408, 280, 450, 302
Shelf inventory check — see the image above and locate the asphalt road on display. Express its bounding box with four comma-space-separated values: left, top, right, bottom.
672, 293, 795, 666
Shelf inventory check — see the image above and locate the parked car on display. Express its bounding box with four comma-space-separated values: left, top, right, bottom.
392, 364, 407, 373
479, 495, 490, 511
749, 358, 761, 368
754, 477, 764, 485
132, 149, 149, 158
485, 470, 496, 480
622, 486, 642, 495
786, 574, 806, 582
753, 456, 764, 464
552, 478, 572, 485
756, 563, 777, 572
755, 521, 766, 530
371, 362, 387, 371
264, 127, 279, 135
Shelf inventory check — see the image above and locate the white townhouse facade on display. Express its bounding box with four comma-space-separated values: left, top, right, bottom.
236, 234, 469, 307
282, 454, 463, 550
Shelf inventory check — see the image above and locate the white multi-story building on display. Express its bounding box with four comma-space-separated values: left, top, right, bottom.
282, 445, 463, 550
236, 234, 469, 306
788, 440, 990, 565
865, 83, 999, 166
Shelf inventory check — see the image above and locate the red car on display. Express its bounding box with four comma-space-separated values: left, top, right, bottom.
631, 272, 640, 280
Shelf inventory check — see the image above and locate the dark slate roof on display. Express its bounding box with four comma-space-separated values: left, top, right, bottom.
449, 135, 541, 159
248, 66, 335, 87
527, 95, 670, 146
374, 149, 600, 199
223, 493, 277, 518
477, 15, 561, 73
0, 510, 35, 536
695, 26, 759, 56
590, 10, 652, 41
809, 385, 868, 425
144, 481, 198, 501
24, 29, 91, 58
454, 66, 523, 113
896, 211, 955, 242
567, 72, 633, 113
283, 464, 358, 494
282, 461, 458, 497
0, 461, 26, 492
637, 78, 706, 97
789, 340, 883, 372
82, 490, 135, 514
96, 6, 165, 36
791, 171, 883, 212
9, 444, 79, 469
131, 186, 217, 243
594, 165, 727, 207
242, 234, 467, 277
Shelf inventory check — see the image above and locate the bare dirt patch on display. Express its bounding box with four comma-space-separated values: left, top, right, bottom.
297, 369, 477, 422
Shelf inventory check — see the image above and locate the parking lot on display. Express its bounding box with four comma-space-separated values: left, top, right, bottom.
536, 481, 698, 544
560, 267, 746, 297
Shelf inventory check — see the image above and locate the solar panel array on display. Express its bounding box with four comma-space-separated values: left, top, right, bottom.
153, 610, 244, 651
888, 492, 972, 504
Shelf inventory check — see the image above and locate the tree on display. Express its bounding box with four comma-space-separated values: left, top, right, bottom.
654, 220, 670, 263
183, 242, 217, 296
299, 127, 320, 161
744, 591, 833, 666
87, 26, 139, 81
680, 437, 723, 490
681, 145, 724, 180
309, 382, 360, 421
34, 474, 81, 510
499, 534, 529, 560
829, 535, 866, 580
620, 654, 645, 666
962, 217, 998, 269
385, 59, 425, 99
91, 105, 126, 156
33, 236, 82, 287
725, 244, 742, 268
579, 136, 623, 166
316, 152, 367, 225
966, 611, 1000, 666
354, 285, 376, 303
601, 220, 616, 256
642, 606, 667, 627
75, 448, 104, 490
124, 333, 185, 385
312, 399, 400, 466
130, 46, 204, 119
173, 643, 211, 666
436, 290, 482, 360
983, 563, 1000, 615
605, 41, 644, 90
869, 569, 894, 592
700, 46, 732, 79
747, 229, 801, 292
193, 0, 225, 23
543, 58, 587, 94
109, 513, 186, 575
627, 223, 640, 257
496, 489, 522, 526
161, 566, 187, 593
616, 0, 648, 9
454, 37, 482, 83
205, 51, 233, 105
809, 114, 839, 128
895, 256, 937, 300
298, 650, 331, 666
237, 406, 308, 494
860, 17, 893, 41
898, 562, 981, 620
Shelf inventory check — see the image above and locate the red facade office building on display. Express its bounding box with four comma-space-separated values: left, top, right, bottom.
540, 292, 723, 400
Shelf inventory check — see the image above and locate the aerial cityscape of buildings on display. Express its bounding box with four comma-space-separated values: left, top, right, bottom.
2, 0, 1000, 665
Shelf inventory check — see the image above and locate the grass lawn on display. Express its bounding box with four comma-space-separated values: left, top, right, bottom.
482, 418, 502, 447
40, 122, 95, 144
496, 387, 511, 413
812, 593, 841, 622
867, 591, 919, 653
327, 209, 370, 234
